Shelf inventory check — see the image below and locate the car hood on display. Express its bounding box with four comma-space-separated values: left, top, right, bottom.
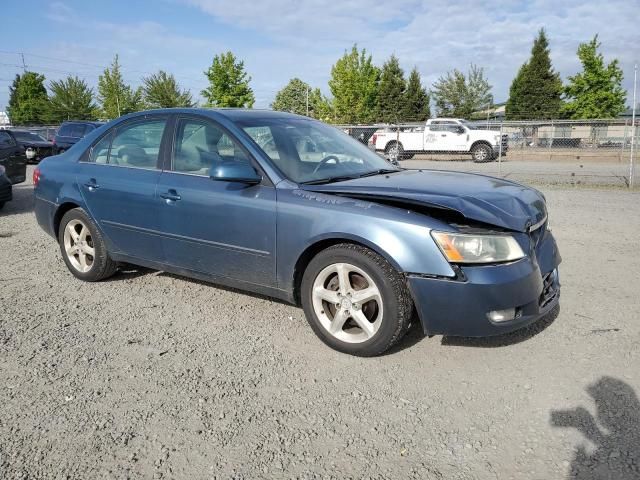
301, 169, 547, 232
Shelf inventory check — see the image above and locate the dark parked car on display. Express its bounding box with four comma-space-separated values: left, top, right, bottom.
34, 109, 560, 356
0, 129, 28, 209
10, 129, 54, 163
53, 121, 104, 154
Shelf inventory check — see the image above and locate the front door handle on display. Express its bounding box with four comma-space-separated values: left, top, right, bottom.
84, 178, 100, 191
160, 190, 181, 202
441, 134, 447, 137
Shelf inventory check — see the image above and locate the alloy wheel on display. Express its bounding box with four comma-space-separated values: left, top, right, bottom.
311, 262, 383, 343
63, 219, 95, 273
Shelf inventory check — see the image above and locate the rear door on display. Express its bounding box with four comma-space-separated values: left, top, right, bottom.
0, 131, 27, 184
76, 115, 170, 262
156, 115, 277, 286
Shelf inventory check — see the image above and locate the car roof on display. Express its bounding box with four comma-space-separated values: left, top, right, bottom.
115, 108, 307, 123
60, 120, 105, 126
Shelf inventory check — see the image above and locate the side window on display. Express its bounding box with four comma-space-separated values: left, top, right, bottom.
110, 119, 166, 169
429, 124, 442, 132
0, 131, 15, 147
69, 124, 85, 138
173, 118, 251, 176
89, 133, 113, 164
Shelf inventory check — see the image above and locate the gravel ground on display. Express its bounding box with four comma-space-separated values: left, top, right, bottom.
1, 166, 639, 479
400, 158, 634, 188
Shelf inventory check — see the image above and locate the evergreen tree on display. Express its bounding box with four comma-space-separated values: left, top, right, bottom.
202, 52, 254, 108
97, 55, 144, 119
142, 71, 194, 108
48, 76, 97, 122
432, 64, 492, 118
562, 35, 626, 119
328, 45, 380, 123
403, 67, 430, 121
6, 72, 49, 125
271, 78, 330, 119
506, 29, 563, 120
375, 54, 406, 123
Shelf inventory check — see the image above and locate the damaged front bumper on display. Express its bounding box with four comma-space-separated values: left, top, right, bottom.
407, 229, 561, 337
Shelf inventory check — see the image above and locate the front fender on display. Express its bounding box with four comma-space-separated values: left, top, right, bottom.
276, 188, 455, 291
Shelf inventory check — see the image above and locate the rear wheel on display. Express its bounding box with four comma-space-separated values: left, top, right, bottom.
58, 208, 117, 281
471, 143, 493, 163
301, 244, 413, 356
385, 142, 405, 162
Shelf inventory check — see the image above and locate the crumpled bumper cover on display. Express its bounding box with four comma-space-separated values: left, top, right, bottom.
408, 229, 561, 337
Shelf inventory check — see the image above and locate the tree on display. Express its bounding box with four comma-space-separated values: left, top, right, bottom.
403, 68, 430, 121
202, 51, 254, 108
432, 64, 492, 118
48, 76, 97, 122
506, 29, 563, 120
97, 55, 144, 119
142, 71, 194, 108
375, 54, 406, 123
271, 78, 330, 119
6, 72, 49, 125
562, 35, 626, 119
328, 45, 380, 123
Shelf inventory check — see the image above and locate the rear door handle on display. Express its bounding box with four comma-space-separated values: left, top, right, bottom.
160, 190, 181, 202
84, 178, 100, 191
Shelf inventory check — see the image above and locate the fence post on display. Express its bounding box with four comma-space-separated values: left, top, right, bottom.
629, 63, 637, 189
498, 121, 504, 176
621, 118, 629, 162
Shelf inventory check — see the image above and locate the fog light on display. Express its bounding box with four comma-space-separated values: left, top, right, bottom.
487, 308, 516, 323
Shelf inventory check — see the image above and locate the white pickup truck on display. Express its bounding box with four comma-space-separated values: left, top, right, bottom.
369, 118, 508, 163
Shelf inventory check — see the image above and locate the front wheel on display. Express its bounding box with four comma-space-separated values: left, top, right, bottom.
471, 143, 493, 163
58, 208, 117, 281
301, 244, 413, 356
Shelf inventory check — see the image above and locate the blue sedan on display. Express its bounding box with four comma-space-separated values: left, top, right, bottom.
33, 109, 560, 356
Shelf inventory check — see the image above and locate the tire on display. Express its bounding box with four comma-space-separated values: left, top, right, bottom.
471, 143, 493, 163
58, 208, 118, 281
385, 141, 405, 161
301, 243, 413, 356
0, 202, 4, 210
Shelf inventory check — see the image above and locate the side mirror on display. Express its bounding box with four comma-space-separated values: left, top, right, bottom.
210, 162, 262, 185
456, 126, 465, 134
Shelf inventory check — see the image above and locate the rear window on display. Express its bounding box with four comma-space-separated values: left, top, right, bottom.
58, 123, 87, 138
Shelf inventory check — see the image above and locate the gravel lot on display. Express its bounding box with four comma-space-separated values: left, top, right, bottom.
1, 166, 639, 479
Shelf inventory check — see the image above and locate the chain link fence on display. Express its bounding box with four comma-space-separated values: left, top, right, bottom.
340, 118, 638, 186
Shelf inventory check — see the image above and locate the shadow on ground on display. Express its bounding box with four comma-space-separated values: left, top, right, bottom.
551, 377, 640, 479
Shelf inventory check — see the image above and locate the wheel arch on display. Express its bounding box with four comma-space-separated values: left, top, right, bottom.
292, 235, 404, 305
53, 202, 81, 238
384, 140, 403, 152
470, 140, 493, 152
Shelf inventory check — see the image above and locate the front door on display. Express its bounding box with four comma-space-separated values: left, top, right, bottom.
77, 116, 169, 262
157, 115, 277, 287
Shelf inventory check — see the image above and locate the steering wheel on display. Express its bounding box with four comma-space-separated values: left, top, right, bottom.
312, 155, 341, 174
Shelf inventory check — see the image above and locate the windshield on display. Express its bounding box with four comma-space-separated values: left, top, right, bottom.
13, 131, 46, 142
236, 117, 398, 184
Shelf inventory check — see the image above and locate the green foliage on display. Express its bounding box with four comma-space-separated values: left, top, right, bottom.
506, 29, 563, 120
271, 78, 331, 120
142, 70, 194, 108
376, 55, 406, 123
561, 35, 626, 119
328, 45, 380, 123
6, 72, 49, 125
202, 52, 255, 108
403, 68, 430, 122
48, 76, 97, 122
97, 55, 144, 119
432, 64, 492, 118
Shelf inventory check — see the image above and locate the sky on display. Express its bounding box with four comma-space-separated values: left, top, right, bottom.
0, 0, 638, 112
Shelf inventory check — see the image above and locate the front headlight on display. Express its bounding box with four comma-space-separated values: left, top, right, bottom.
431, 231, 525, 264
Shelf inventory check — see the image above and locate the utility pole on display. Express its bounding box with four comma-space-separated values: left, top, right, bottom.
306, 86, 309, 117
20, 53, 26, 72
630, 63, 637, 189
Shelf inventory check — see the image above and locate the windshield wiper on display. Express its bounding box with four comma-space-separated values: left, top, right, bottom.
300, 175, 360, 185
357, 168, 401, 178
